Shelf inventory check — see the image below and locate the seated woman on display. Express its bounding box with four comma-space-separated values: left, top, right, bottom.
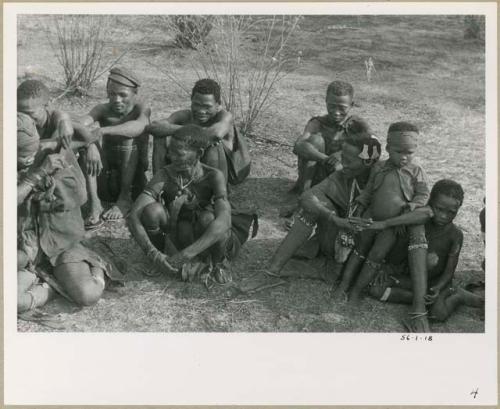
356, 179, 484, 331
128, 124, 254, 284
267, 133, 382, 282
17, 112, 118, 321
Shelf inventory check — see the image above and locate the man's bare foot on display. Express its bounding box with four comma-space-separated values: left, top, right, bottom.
84, 202, 104, 229
331, 287, 349, 303
347, 292, 362, 306
103, 198, 132, 221
403, 311, 430, 332
263, 268, 281, 278
322, 258, 342, 285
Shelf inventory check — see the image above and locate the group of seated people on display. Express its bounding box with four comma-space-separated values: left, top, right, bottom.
16, 67, 484, 332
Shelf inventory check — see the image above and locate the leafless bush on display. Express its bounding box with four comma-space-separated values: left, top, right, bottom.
159, 15, 214, 49
154, 15, 302, 135
44, 15, 127, 96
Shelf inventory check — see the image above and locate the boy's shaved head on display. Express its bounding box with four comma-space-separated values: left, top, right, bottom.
17, 79, 50, 102
326, 81, 354, 98
388, 121, 419, 134
172, 124, 210, 151
192, 78, 221, 104
429, 179, 464, 206
387, 121, 419, 147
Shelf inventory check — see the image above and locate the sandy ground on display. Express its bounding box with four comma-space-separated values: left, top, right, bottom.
16, 15, 485, 332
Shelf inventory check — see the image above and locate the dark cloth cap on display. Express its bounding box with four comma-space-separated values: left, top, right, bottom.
108, 66, 141, 88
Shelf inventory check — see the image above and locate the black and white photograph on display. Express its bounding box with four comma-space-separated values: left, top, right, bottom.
4, 2, 498, 406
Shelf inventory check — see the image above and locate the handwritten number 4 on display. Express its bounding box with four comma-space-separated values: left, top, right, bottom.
470, 388, 479, 399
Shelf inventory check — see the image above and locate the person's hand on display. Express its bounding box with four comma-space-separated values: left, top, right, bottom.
353, 218, 387, 231
85, 144, 103, 177
330, 215, 356, 231
147, 247, 176, 274
169, 252, 192, 272
424, 287, 440, 305
322, 154, 340, 173
348, 216, 374, 231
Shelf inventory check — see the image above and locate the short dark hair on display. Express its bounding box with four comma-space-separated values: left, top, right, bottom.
429, 179, 465, 206
191, 78, 221, 104
388, 121, 419, 134
17, 79, 50, 101
345, 116, 372, 139
326, 81, 354, 98
172, 124, 209, 151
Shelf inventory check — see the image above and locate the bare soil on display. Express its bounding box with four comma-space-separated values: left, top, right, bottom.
17, 15, 485, 332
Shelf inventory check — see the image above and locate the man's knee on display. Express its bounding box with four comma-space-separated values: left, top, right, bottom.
309, 134, 326, 151
368, 246, 388, 262
203, 145, 220, 167
67, 274, 104, 306
198, 211, 215, 229
141, 202, 167, 230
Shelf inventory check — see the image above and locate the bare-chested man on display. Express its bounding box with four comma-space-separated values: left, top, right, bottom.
147, 78, 235, 183
78, 67, 150, 226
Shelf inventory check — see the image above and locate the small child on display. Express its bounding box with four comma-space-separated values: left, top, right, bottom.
333, 121, 429, 304
292, 81, 367, 193
368, 180, 483, 326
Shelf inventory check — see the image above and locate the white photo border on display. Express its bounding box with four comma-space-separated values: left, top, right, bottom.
4, 2, 498, 406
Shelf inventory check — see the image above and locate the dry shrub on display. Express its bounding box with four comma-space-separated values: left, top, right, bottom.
154, 15, 302, 135
44, 15, 127, 96
160, 15, 215, 49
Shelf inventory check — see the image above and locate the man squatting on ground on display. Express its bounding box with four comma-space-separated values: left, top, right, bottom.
77, 67, 151, 227
128, 125, 243, 284
147, 78, 234, 182
17, 89, 115, 313
291, 80, 361, 194
267, 128, 382, 279
333, 122, 430, 307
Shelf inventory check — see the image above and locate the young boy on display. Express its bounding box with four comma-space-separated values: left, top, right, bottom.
147, 78, 234, 182
367, 180, 483, 326
129, 125, 245, 284
333, 122, 429, 304
77, 67, 151, 225
292, 80, 364, 193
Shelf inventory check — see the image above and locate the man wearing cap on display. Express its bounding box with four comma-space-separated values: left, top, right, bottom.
77, 66, 151, 226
